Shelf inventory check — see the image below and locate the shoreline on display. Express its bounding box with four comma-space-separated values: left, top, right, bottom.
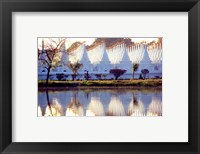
38, 86, 162, 91
38, 79, 162, 90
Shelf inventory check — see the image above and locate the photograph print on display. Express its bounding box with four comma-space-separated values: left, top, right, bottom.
38, 37, 162, 117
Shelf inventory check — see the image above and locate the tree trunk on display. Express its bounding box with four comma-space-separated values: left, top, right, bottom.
72, 74, 76, 81
46, 67, 51, 86
132, 72, 134, 80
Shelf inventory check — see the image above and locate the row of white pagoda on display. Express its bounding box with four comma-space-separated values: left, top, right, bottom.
38, 41, 162, 80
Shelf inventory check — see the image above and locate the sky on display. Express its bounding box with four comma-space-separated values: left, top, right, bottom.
38, 37, 159, 50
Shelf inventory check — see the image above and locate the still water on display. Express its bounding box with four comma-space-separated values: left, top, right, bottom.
38, 88, 162, 117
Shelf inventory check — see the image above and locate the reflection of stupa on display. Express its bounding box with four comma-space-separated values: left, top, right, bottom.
44, 98, 64, 116
128, 96, 145, 116
66, 97, 84, 116
107, 96, 125, 116
147, 97, 162, 116
38, 106, 42, 116
86, 97, 105, 116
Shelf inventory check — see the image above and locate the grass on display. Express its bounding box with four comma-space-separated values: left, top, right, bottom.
38, 79, 162, 88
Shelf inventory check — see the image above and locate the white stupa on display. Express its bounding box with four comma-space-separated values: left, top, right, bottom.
60, 50, 72, 74
38, 40, 49, 74
38, 52, 46, 67
137, 44, 153, 72
97, 43, 111, 73
37, 40, 48, 71
79, 44, 93, 73
147, 42, 162, 73
119, 44, 132, 73
38, 53, 46, 74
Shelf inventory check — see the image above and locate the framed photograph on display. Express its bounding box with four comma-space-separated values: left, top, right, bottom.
38, 37, 162, 117
0, 0, 200, 154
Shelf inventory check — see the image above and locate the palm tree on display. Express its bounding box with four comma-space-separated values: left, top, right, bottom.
67, 61, 83, 80
132, 63, 139, 79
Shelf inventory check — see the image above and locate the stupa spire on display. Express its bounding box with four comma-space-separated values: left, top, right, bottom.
98, 43, 111, 73
140, 44, 152, 64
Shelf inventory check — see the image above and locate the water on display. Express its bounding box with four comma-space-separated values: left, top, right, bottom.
38, 87, 162, 117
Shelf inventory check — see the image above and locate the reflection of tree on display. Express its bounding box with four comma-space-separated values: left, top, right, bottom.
66, 93, 84, 116
128, 95, 145, 116
44, 91, 64, 116
86, 97, 105, 116
82, 89, 92, 100
45, 90, 52, 115
147, 97, 162, 116
107, 96, 125, 116
109, 88, 127, 96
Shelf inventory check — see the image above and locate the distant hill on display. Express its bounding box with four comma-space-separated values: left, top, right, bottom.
86, 38, 133, 50
67, 37, 162, 53
67, 41, 82, 53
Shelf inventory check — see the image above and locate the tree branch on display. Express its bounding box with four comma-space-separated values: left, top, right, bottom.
39, 58, 50, 66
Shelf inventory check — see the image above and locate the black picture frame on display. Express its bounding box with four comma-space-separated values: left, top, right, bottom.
0, 0, 200, 154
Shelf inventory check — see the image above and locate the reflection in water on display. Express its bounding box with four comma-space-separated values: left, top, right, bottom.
38, 88, 162, 116
147, 97, 162, 116
44, 98, 64, 116
128, 96, 145, 116
107, 96, 125, 116
38, 106, 42, 116
66, 96, 84, 116
86, 97, 105, 116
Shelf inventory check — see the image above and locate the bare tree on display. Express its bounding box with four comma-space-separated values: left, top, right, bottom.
38, 38, 66, 85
